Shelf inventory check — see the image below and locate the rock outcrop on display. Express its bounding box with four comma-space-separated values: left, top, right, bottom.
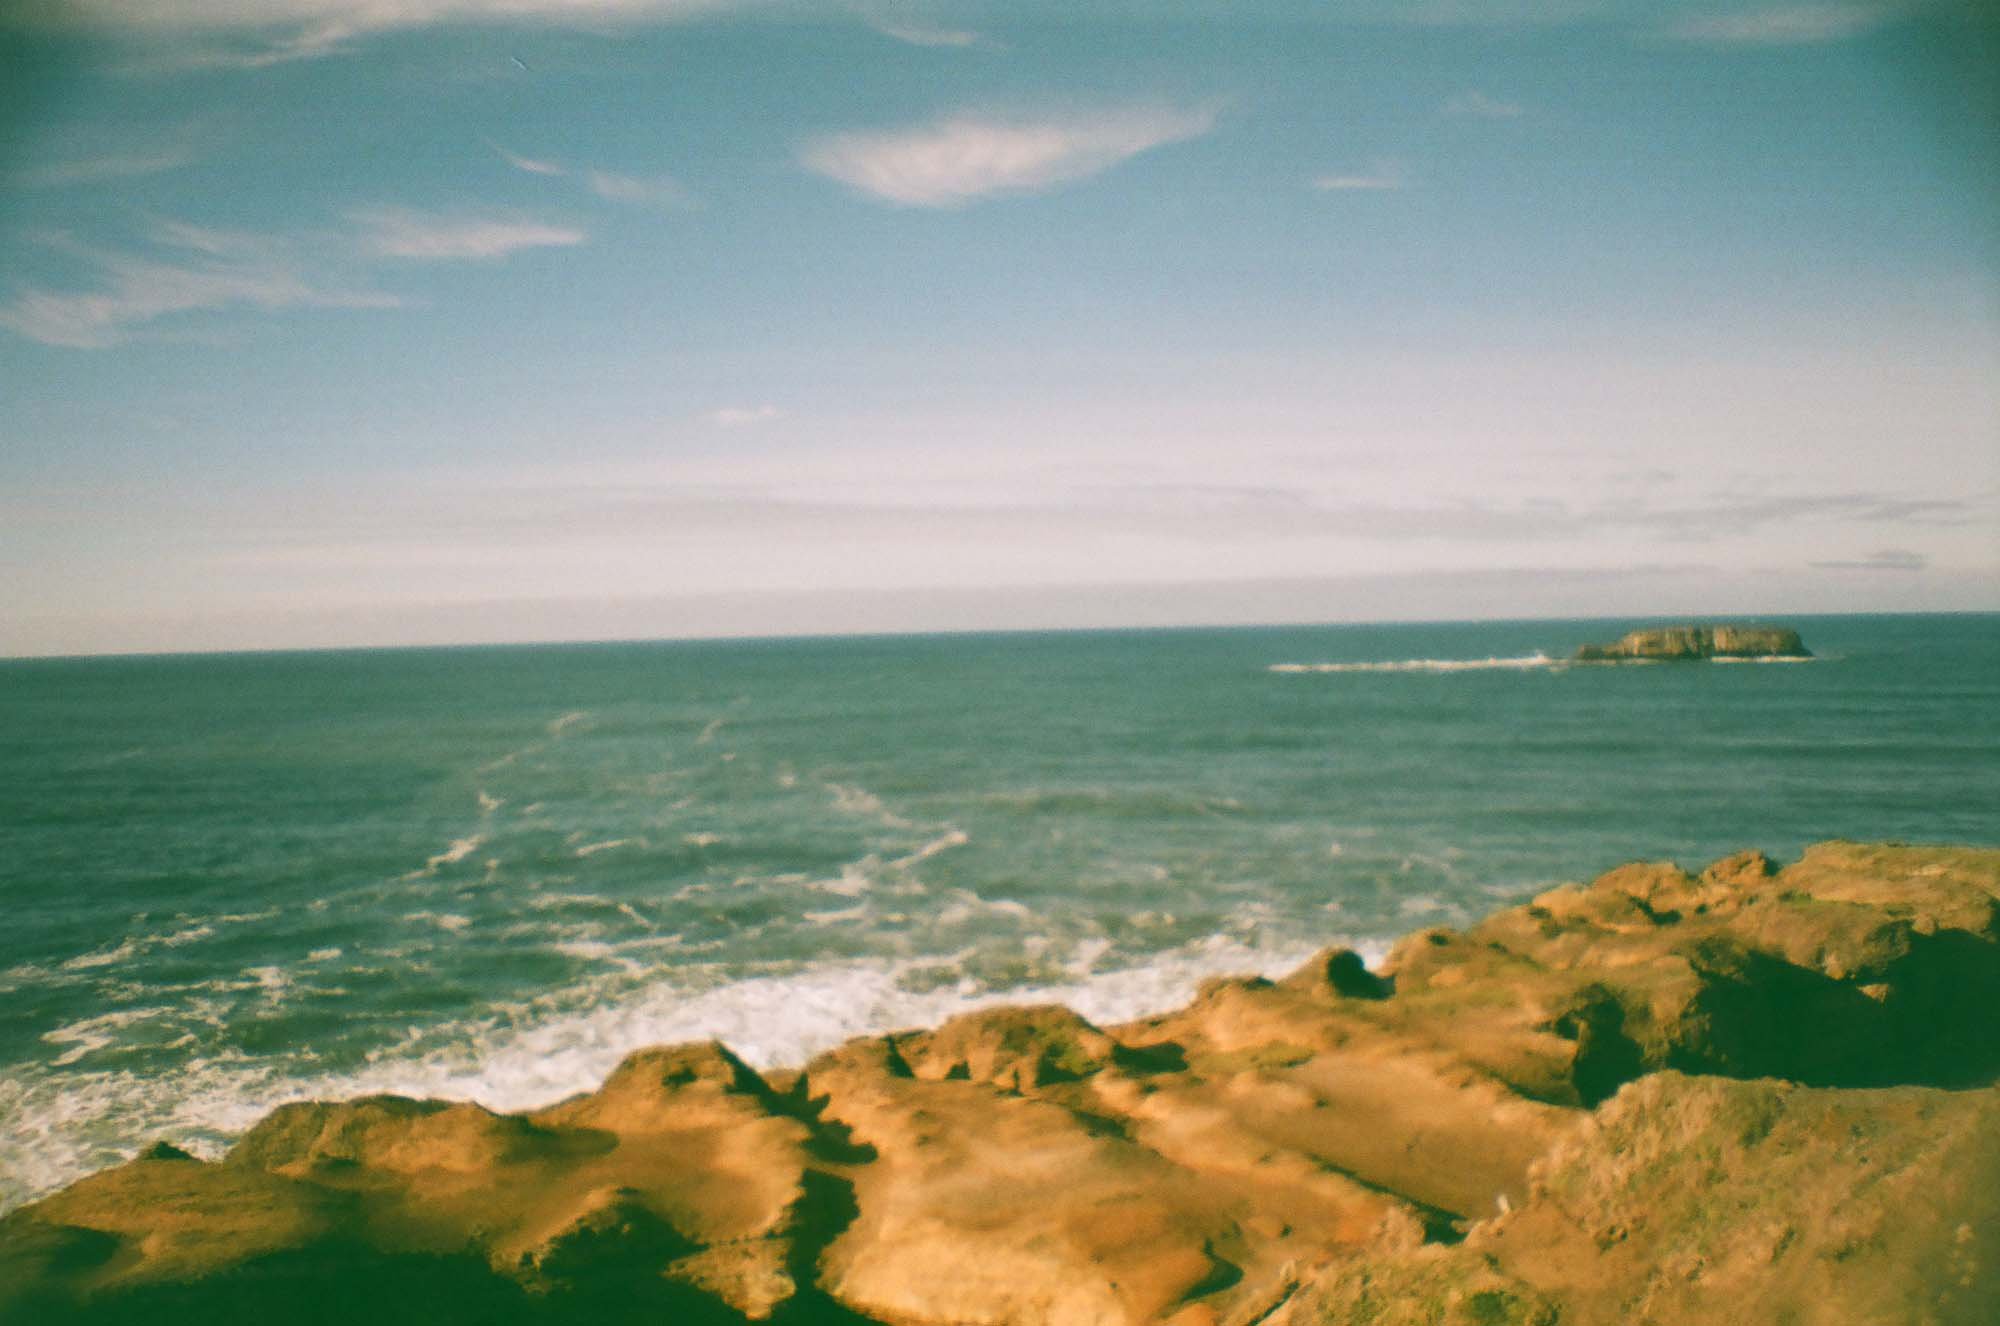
1574, 624, 1810, 661
3, 841, 1994, 1326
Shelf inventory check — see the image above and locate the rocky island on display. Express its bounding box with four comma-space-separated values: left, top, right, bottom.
1574, 624, 1811, 662
3, 841, 1994, 1326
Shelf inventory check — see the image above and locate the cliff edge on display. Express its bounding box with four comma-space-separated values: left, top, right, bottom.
1575, 624, 1811, 661
3, 840, 1995, 1325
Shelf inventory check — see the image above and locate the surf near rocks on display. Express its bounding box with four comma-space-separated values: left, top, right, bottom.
3, 841, 1995, 1325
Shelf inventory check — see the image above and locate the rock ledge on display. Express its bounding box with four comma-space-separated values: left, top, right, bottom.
3, 840, 1994, 1326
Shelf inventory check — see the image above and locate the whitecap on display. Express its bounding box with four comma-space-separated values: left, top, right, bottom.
890, 828, 969, 871
826, 782, 913, 829
809, 862, 875, 897
402, 911, 472, 933
1269, 653, 1558, 674
429, 836, 483, 869
245, 966, 292, 1003
42, 1007, 177, 1067
60, 940, 139, 972
0, 918, 1392, 1216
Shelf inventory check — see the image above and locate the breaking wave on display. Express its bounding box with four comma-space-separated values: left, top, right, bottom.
1270, 654, 1560, 674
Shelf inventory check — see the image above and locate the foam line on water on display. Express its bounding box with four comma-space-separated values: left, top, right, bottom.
1269, 654, 1558, 674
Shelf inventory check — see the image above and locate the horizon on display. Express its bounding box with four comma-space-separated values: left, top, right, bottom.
3, 603, 1989, 665
3, 2, 1996, 658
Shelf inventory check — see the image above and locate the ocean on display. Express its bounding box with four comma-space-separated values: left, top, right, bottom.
2, 613, 1994, 1212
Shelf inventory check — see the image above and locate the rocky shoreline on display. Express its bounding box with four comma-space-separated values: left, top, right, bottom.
4, 840, 1996, 1325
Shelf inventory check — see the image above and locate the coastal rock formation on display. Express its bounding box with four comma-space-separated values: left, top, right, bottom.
3, 841, 1994, 1325
1574, 624, 1810, 661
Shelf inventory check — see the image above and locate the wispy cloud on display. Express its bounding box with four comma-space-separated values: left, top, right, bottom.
64, 0, 736, 66
1810, 547, 1930, 571
870, 21, 984, 48
586, 170, 693, 210
1442, 90, 1523, 119
1311, 163, 1406, 191
706, 404, 783, 427
800, 103, 1220, 208
161, 20, 362, 68
8, 146, 196, 188
1665, 3, 1906, 45
494, 148, 692, 210
351, 207, 585, 260
0, 224, 398, 350
494, 145, 565, 177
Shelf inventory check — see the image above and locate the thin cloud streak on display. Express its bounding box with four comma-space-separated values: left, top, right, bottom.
800, 103, 1219, 208
494, 149, 692, 210
351, 208, 585, 259
1665, 3, 1906, 44
494, 145, 565, 176
1810, 548, 1930, 571
0, 224, 398, 350
1312, 165, 1406, 191
586, 170, 692, 209
1442, 90, 1523, 118
870, 21, 984, 48
8, 147, 196, 188
61, 1, 739, 65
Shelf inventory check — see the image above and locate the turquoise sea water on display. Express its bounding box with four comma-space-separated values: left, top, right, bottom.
2, 614, 1995, 1210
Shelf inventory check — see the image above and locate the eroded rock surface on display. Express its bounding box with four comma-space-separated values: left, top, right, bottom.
3, 841, 1993, 1325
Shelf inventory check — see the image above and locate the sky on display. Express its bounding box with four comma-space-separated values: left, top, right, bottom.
1, 0, 1995, 656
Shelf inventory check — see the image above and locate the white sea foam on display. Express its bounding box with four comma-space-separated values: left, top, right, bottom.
807, 861, 874, 897
58, 919, 222, 973
547, 710, 590, 736
826, 781, 914, 829
431, 836, 483, 868
245, 966, 291, 1003
0, 925, 1381, 1214
1269, 654, 1559, 674
402, 911, 472, 933
404, 835, 485, 879
890, 828, 970, 870
60, 940, 139, 972
42, 1008, 178, 1067
802, 903, 870, 926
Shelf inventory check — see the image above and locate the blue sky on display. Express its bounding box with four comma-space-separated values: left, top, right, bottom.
1, 1, 1995, 655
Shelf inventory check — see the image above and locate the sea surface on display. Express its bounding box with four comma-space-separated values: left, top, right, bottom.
2, 614, 1995, 1211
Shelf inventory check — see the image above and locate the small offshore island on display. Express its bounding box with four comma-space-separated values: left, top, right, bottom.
1574, 624, 1811, 662
3, 841, 1996, 1326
